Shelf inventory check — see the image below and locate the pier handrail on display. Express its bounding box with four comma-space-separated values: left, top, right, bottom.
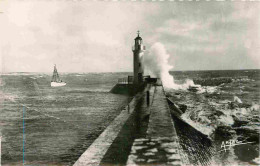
117, 76, 134, 84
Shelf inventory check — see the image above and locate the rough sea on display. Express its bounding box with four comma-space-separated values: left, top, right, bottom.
0, 70, 259, 165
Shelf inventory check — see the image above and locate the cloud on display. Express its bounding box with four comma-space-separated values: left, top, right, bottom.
0, 1, 259, 72
145, 2, 260, 70
157, 19, 207, 37
86, 31, 121, 47
0, 1, 158, 72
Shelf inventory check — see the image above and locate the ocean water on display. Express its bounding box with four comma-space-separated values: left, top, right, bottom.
166, 69, 260, 165
0, 70, 259, 165
0, 72, 131, 165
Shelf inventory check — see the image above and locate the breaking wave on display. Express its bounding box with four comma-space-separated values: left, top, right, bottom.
144, 43, 220, 93
180, 96, 260, 138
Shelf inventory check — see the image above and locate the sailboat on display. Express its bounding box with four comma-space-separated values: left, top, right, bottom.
51, 65, 66, 87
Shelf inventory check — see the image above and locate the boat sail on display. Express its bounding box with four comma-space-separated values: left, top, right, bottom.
51, 65, 66, 87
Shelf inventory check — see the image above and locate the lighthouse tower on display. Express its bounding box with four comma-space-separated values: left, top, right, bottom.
110, 31, 147, 95
132, 31, 146, 86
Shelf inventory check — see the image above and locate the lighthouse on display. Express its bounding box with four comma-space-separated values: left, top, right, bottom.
111, 31, 151, 95
132, 31, 146, 86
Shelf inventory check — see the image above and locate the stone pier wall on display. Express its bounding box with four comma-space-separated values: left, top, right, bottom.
74, 84, 183, 166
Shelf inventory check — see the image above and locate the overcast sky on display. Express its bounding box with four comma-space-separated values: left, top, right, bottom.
0, 1, 259, 73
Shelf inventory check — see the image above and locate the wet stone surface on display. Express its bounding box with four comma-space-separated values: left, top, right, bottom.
127, 137, 181, 166
147, 86, 176, 138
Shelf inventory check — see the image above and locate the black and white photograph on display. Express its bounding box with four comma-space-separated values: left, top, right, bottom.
0, 0, 259, 165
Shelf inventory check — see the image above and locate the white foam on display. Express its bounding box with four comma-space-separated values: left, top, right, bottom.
218, 114, 234, 126
164, 79, 202, 91
250, 103, 260, 111
234, 96, 242, 103
181, 113, 214, 136
196, 86, 218, 94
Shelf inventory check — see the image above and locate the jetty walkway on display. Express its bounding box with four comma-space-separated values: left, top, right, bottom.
127, 85, 181, 166
74, 84, 182, 166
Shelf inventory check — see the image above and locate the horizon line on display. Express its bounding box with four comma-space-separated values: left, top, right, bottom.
1, 68, 259, 74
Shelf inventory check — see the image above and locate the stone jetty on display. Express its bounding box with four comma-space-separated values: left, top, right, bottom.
73, 83, 214, 166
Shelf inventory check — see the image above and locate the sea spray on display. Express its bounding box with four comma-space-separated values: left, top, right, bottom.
144, 42, 175, 88
144, 42, 196, 89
